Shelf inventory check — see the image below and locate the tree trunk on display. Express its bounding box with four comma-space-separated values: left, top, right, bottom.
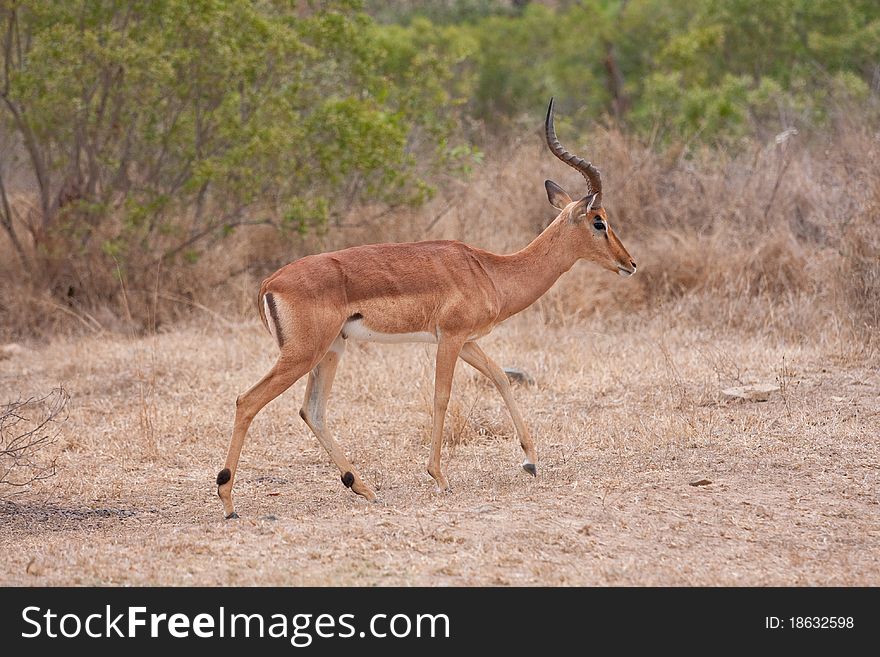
0, 168, 30, 273
603, 41, 629, 120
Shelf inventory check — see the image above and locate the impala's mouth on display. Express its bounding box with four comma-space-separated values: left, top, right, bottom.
617, 265, 636, 277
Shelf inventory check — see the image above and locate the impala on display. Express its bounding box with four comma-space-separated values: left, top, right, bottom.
216, 98, 636, 518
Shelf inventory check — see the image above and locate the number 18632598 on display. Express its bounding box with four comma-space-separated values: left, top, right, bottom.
765, 617, 854, 629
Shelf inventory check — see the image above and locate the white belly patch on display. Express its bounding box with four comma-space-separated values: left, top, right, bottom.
342, 318, 438, 344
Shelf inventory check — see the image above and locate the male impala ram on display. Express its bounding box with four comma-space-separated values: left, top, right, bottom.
216, 99, 636, 518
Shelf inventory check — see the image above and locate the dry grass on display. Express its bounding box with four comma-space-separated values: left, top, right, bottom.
1, 306, 878, 585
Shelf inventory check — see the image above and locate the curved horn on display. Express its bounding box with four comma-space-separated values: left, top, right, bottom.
544, 97, 602, 207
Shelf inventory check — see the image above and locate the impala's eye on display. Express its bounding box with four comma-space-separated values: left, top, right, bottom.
593, 218, 605, 230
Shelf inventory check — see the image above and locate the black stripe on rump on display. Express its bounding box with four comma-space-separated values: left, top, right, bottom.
265, 292, 284, 347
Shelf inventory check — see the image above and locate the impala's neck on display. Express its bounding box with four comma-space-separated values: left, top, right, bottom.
492, 216, 579, 321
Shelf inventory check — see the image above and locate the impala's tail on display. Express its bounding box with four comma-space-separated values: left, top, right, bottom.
257, 288, 268, 332
257, 284, 284, 347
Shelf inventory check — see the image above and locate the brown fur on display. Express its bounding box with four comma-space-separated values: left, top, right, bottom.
258, 203, 634, 344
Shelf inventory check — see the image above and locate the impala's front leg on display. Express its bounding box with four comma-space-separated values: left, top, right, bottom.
459, 341, 537, 476
427, 336, 465, 492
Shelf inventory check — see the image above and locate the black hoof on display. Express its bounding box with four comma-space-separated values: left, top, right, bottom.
225, 511, 239, 520
523, 463, 537, 477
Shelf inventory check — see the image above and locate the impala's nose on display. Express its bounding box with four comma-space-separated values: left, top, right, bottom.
630, 260, 637, 271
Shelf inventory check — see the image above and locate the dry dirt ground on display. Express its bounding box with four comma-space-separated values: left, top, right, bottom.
1, 311, 878, 586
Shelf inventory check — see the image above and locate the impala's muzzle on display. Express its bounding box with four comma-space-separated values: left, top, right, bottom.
617, 260, 637, 277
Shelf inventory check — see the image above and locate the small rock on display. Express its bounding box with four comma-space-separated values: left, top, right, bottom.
503, 367, 535, 387
0, 343, 28, 360
689, 479, 713, 487
722, 383, 780, 402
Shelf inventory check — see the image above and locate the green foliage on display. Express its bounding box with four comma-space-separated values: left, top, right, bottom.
372, 17, 479, 167
0, 0, 473, 278
370, 0, 880, 143
370, 0, 520, 26
622, 0, 880, 142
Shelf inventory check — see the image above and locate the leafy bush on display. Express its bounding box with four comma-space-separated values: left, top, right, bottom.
386, 0, 880, 142
0, 0, 473, 292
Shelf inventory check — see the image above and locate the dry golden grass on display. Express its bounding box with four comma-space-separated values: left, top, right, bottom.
1, 303, 878, 585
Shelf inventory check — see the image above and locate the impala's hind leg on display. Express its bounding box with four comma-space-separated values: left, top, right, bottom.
459, 341, 537, 476
217, 356, 310, 518
300, 336, 377, 501
217, 306, 344, 519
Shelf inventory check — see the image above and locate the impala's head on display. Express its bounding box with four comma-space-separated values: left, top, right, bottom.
544, 98, 637, 277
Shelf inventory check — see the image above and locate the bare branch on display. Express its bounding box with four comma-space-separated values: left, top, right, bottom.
0, 387, 68, 491
156, 217, 274, 266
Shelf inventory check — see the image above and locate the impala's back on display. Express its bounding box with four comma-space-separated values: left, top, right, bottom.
258, 240, 504, 349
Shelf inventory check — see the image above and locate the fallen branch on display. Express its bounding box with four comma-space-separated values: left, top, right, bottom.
0, 387, 68, 490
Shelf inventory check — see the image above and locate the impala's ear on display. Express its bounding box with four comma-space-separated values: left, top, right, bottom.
567, 192, 598, 223
545, 180, 572, 210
